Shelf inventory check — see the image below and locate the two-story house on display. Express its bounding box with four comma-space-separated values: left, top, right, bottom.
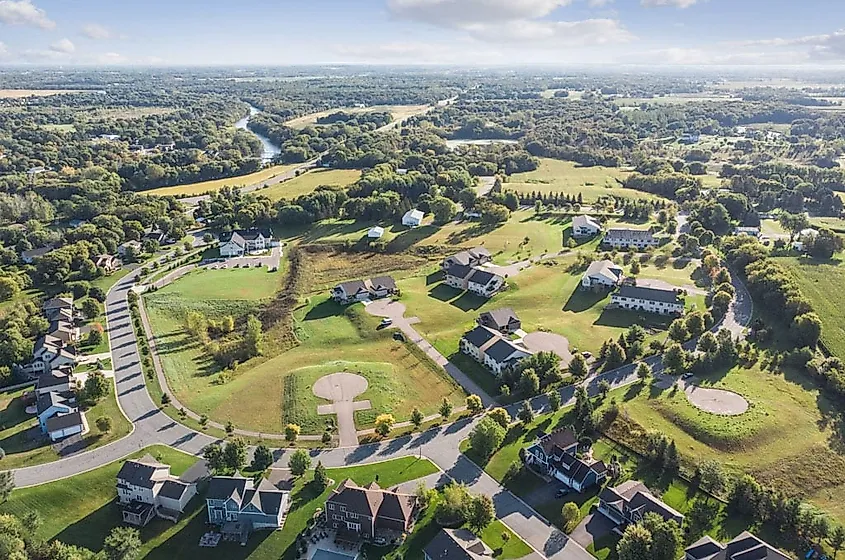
524, 428, 608, 493
460, 325, 532, 377
117, 455, 197, 526
597, 480, 684, 528
442, 247, 492, 271
444, 265, 505, 298
35, 367, 74, 396
22, 334, 78, 376
36, 391, 85, 441
219, 229, 274, 257
478, 308, 521, 335
610, 284, 684, 316
325, 479, 417, 540
581, 260, 624, 290
603, 229, 659, 250
206, 476, 289, 532
572, 215, 602, 238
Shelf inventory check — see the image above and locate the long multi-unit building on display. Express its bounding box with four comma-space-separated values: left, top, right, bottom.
603, 228, 659, 250
610, 283, 684, 316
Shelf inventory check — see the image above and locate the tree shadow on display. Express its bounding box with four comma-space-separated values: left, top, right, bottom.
446, 223, 501, 246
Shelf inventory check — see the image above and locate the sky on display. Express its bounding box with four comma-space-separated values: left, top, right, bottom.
0, 0, 844, 67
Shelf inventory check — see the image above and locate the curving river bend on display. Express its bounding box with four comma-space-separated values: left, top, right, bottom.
234, 105, 282, 163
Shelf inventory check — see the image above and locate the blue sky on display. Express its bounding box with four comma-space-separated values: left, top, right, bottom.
0, 0, 844, 66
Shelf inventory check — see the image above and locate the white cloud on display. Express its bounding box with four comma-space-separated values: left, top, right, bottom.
82, 23, 114, 40
587, 0, 613, 6
49, 38, 75, 54
734, 29, 845, 61
465, 18, 633, 46
387, 0, 571, 27
641, 0, 698, 8
0, 0, 54, 29
97, 52, 126, 64
625, 46, 808, 66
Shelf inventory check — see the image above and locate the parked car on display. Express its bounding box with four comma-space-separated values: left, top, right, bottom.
380, 318, 393, 328
556, 488, 570, 498
682, 372, 694, 379
393, 332, 406, 342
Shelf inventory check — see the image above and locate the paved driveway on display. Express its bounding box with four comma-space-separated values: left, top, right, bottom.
571, 512, 617, 549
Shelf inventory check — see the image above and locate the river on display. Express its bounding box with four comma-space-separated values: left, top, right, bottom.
235, 105, 282, 163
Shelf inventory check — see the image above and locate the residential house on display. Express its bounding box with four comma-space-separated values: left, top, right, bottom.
732, 227, 761, 238
47, 320, 79, 345
21, 245, 54, 264
444, 265, 505, 298
206, 476, 289, 531
572, 215, 602, 238
219, 229, 274, 258
524, 428, 608, 493
368, 226, 385, 239
581, 260, 624, 290
325, 479, 417, 539
478, 308, 521, 335
35, 367, 74, 396
424, 528, 494, 560
22, 335, 78, 376
118, 240, 143, 257
610, 284, 684, 316
680, 132, 701, 144
117, 455, 198, 526
597, 480, 684, 527
95, 254, 120, 273
44, 297, 74, 316
684, 532, 789, 560
36, 391, 85, 441
460, 325, 532, 377
331, 276, 399, 305
402, 209, 424, 228
603, 229, 659, 250
144, 230, 167, 244
442, 247, 492, 271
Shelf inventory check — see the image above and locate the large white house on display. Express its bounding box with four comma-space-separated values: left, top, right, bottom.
444, 265, 505, 298
610, 284, 684, 316
603, 228, 659, 250
572, 215, 602, 238
117, 455, 198, 526
402, 209, 424, 228
581, 260, 624, 289
219, 229, 274, 257
460, 325, 532, 376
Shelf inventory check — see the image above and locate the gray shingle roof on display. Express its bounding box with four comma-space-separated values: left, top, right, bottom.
462, 326, 499, 349
45, 411, 83, 433
117, 455, 168, 489
479, 308, 520, 330
467, 269, 497, 286
483, 339, 524, 363
159, 480, 191, 500
606, 228, 655, 241
36, 392, 69, 415
616, 284, 681, 305
424, 529, 493, 560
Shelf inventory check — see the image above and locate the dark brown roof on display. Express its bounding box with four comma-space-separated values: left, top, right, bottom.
327, 479, 416, 523
540, 427, 578, 456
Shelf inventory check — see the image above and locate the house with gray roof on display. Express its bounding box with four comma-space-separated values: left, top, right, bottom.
331, 276, 399, 305
325, 479, 417, 540
685, 532, 789, 560
442, 247, 492, 271
598, 480, 684, 528
525, 428, 608, 493
36, 391, 85, 441
460, 325, 532, 377
478, 308, 521, 334
581, 260, 624, 290
219, 229, 274, 257
610, 283, 684, 316
206, 475, 289, 532
603, 228, 659, 250
117, 455, 198, 526
21, 245, 55, 264
572, 215, 602, 238
444, 265, 505, 299
424, 528, 494, 560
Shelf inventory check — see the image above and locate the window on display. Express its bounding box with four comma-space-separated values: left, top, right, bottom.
347, 512, 359, 520
347, 522, 361, 532
327, 503, 335, 510
339, 505, 346, 512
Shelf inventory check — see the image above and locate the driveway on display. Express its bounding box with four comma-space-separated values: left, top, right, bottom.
522, 332, 573, 366
571, 512, 618, 549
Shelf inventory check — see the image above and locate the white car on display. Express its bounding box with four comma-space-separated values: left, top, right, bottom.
682, 372, 694, 379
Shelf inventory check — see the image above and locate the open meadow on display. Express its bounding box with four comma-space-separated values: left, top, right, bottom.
505, 158, 654, 202
259, 169, 362, 202
284, 104, 430, 129
144, 164, 300, 197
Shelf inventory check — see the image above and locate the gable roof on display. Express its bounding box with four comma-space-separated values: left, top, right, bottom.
327, 478, 416, 523
540, 427, 578, 456
584, 260, 623, 283
445, 247, 491, 267
159, 479, 191, 500
43, 297, 74, 311
600, 480, 684, 524
45, 411, 84, 432
616, 284, 681, 305
446, 264, 474, 281
467, 268, 499, 287
207, 476, 250, 501
36, 391, 70, 415
606, 228, 655, 241
370, 276, 397, 292
37, 370, 71, 391
686, 533, 790, 560
336, 279, 369, 296
22, 246, 55, 261
484, 338, 527, 364
479, 308, 520, 330
207, 476, 287, 517
573, 215, 601, 230
403, 209, 424, 222
462, 325, 500, 350
117, 455, 170, 488
424, 528, 493, 560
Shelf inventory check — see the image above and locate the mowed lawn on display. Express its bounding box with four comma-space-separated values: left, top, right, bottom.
260, 169, 361, 202
284, 105, 430, 129
1, 446, 438, 560
778, 257, 845, 358
0, 383, 131, 469
506, 158, 654, 202
144, 164, 300, 196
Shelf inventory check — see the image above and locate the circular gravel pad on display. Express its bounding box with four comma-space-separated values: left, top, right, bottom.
522, 332, 573, 366
684, 385, 749, 416
312, 372, 369, 403
365, 299, 406, 319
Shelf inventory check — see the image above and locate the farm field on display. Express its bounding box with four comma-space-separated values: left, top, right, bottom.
505, 159, 646, 202
144, 164, 300, 197
608, 363, 845, 525
0, 383, 131, 470
144, 257, 464, 434
778, 257, 845, 358
285, 104, 430, 129
0, 89, 86, 98
260, 169, 361, 202
0, 445, 438, 560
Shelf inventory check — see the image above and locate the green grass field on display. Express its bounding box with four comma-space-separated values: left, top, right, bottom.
0, 383, 131, 470
0, 447, 438, 560
505, 159, 656, 202
284, 105, 430, 129
145, 264, 464, 434
259, 169, 361, 202
144, 164, 300, 197
778, 257, 845, 358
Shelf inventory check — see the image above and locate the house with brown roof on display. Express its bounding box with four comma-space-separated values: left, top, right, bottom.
598, 480, 684, 528
325, 479, 418, 540
95, 254, 120, 274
